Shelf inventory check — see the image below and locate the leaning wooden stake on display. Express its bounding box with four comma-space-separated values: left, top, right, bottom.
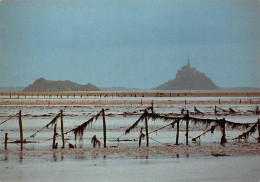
220, 118, 227, 145
151, 102, 154, 113
4, 133, 8, 150
185, 111, 189, 146
258, 119, 260, 143
102, 109, 107, 148
139, 127, 144, 147
52, 123, 58, 149
175, 120, 180, 145
60, 109, 65, 148
91, 135, 100, 148
19, 110, 24, 150
214, 105, 217, 115
144, 110, 149, 147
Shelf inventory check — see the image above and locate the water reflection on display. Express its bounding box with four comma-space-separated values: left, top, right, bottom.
61, 151, 64, 161
102, 155, 107, 166
75, 154, 87, 160
4, 152, 8, 161
52, 151, 57, 162
51, 151, 65, 162
19, 151, 23, 163
139, 158, 150, 165
91, 152, 98, 159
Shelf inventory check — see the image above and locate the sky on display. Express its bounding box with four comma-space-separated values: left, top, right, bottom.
0, 0, 259, 89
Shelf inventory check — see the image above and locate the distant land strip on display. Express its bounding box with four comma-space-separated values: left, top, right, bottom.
1, 91, 260, 98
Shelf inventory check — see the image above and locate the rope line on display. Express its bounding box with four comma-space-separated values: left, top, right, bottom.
125, 122, 177, 142
0, 113, 18, 126
24, 125, 47, 141
147, 122, 175, 135
24, 112, 61, 141
191, 125, 216, 141
6, 138, 31, 151
148, 136, 169, 146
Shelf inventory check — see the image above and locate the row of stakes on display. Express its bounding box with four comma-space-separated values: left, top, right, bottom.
3, 109, 107, 150
2, 108, 260, 151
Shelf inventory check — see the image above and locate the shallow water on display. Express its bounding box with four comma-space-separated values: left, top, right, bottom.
0, 96, 259, 150
0, 95, 259, 181
0, 154, 259, 182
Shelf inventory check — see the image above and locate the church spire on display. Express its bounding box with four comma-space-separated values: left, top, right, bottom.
181, 58, 191, 70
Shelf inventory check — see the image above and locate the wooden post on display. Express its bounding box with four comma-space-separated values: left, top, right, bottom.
139, 127, 143, 147
92, 135, 97, 148
175, 120, 179, 145
258, 119, 260, 143
144, 110, 149, 147
220, 118, 227, 145
102, 109, 107, 148
19, 110, 24, 150
52, 123, 57, 149
5, 133, 8, 150
219, 99, 221, 104
60, 109, 65, 148
185, 111, 189, 146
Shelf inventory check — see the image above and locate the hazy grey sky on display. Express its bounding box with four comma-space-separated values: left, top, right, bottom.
0, 0, 259, 89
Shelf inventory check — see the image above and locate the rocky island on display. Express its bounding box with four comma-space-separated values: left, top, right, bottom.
155, 60, 219, 90
23, 78, 100, 92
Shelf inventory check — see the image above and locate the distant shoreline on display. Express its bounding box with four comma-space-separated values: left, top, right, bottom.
1, 91, 259, 106
1, 86, 260, 93
1, 90, 260, 98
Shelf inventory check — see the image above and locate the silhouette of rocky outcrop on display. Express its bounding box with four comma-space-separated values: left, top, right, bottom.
23, 78, 100, 92
154, 60, 219, 90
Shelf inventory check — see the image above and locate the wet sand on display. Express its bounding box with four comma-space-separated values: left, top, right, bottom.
1, 143, 260, 161
1, 142, 260, 182
1, 91, 260, 106
0, 93, 260, 182
1, 93, 259, 155
1, 96, 260, 106
2, 90, 260, 98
